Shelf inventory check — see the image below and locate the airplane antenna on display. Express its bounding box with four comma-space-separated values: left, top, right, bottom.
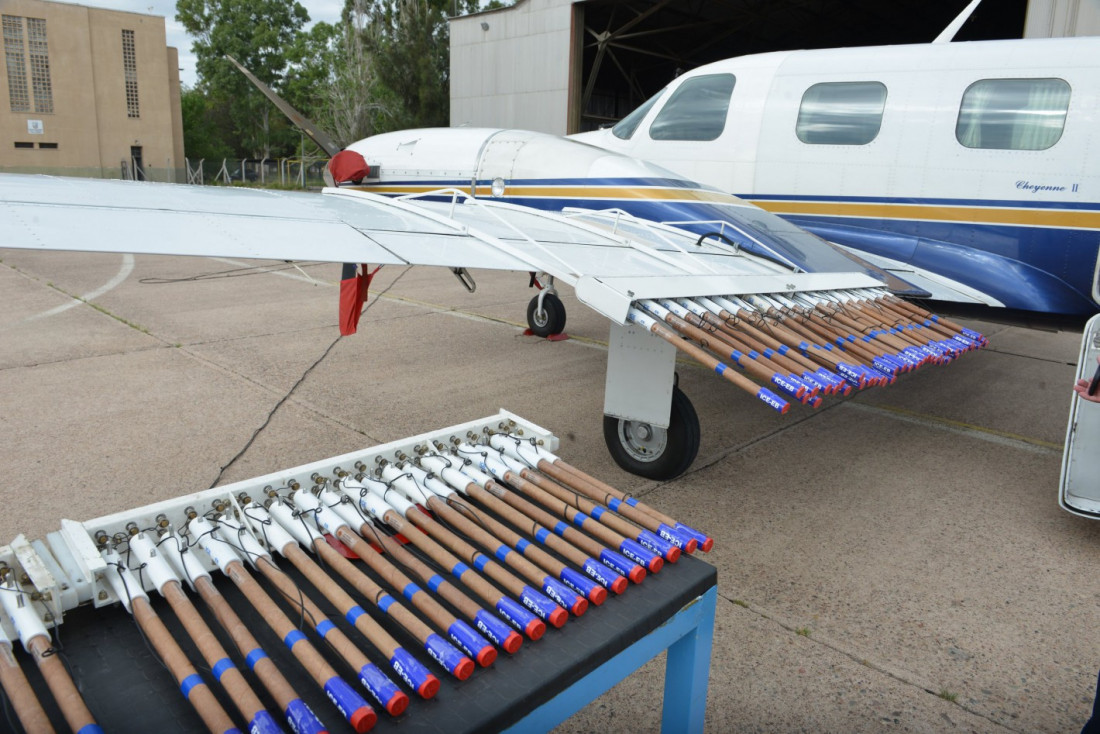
933, 0, 982, 43
224, 55, 343, 157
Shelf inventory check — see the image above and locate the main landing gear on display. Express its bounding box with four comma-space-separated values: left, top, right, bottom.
603, 384, 700, 481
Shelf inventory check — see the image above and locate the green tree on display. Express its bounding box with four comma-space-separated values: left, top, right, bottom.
176, 0, 309, 157
180, 86, 235, 161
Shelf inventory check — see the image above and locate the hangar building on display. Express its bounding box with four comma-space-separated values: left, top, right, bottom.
0, 0, 185, 180
450, 0, 1100, 135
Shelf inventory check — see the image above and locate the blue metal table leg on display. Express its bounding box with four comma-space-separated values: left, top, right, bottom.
661, 585, 717, 734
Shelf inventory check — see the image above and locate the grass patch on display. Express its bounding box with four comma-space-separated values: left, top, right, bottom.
730, 599, 748, 608
938, 690, 958, 702
795, 627, 811, 637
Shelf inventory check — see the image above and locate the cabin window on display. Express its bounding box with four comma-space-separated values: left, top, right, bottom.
796, 82, 886, 145
612, 88, 666, 140
956, 78, 1070, 150
648, 74, 736, 142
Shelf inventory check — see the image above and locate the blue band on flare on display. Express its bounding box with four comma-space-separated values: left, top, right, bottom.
496, 596, 539, 630
571, 512, 589, 528
515, 538, 531, 554
763, 347, 776, 358
475, 609, 514, 646
425, 633, 467, 675
249, 711, 282, 734
285, 699, 325, 734
637, 528, 675, 558
378, 594, 395, 613
245, 648, 268, 670
778, 344, 790, 355
427, 574, 445, 592
607, 497, 621, 511
601, 548, 639, 577
358, 662, 401, 708
180, 673, 204, 699
452, 561, 471, 577
316, 620, 336, 638
755, 387, 787, 413
674, 522, 709, 546
283, 630, 307, 651
553, 520, 570, 536
76, 726, 105, 734
541, 576, 577, 609
448, 620, 490, 658
211, 657, 235, 681
625, 497, 639, 507
390, 647, 432, 692
657, 523, 692, 549
323, 676, 370, 723
589, 506, 605, 520
519, 585, 556, 620
582, 556, 620, 587
534, 527, 550, 543
402, 582, 422, 601
346, 605, 366, 625
560, 567, 599, 598
619, 538, 659, 567
494, 544, 512, 563
715, 363, 727, 376
472, 554, 490, 571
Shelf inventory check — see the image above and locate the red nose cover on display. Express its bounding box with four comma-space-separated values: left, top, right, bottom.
339, 263, 380, 336
329, 149, 370, 184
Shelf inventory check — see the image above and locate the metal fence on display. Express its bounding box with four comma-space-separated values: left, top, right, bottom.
0, 157, 328, 189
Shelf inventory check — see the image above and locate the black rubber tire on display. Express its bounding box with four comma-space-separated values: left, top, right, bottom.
526, 293, 567, 337
603, 385, 700, 480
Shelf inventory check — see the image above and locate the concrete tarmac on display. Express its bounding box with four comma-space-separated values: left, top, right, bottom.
1, 248, 1097, 733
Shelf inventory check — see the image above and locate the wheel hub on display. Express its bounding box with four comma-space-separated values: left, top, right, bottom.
617, 420, 667, 463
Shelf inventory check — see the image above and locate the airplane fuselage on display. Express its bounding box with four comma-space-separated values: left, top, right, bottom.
575, 37, 1100, 315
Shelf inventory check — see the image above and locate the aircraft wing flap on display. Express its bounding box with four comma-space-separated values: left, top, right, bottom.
576, 271, 883, 324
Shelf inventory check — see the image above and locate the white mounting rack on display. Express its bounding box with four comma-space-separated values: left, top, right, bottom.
0, 410, 558, 636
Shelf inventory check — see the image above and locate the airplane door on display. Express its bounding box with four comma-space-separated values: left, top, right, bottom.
1059, 312, 1100, 518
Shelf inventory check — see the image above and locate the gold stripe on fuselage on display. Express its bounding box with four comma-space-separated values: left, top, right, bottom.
749, 199, 1100, 231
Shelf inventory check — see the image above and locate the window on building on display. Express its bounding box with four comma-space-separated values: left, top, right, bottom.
122, 29, 139, 118
3, 15, 30, 112
37, 141, 57, 149
648, 74, 736, 142
26, 18, 51, 113
13, 141, 34, 148
796, 82, 887, 145
3, 15, 52, 114
956, 78, 1070, 150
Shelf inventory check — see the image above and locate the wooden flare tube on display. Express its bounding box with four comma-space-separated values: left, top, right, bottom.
420, 496, 589, 617
881, 294, 977, 338
633, 315, 790, 413
192, 576, 314, 730
304, 538, 478, 679
504, 467, 665, 574
810, 301, 913, 351
516, 468, 681, 563
25, 634, 98, 734
721, 314, 826, 374
876, 298, 967, 340
0, 640, 55, 734
219, 560, 381, 729
162, 581, 272, 728
480, 476, 643, 582
797, 308, 891, 362
443, 491, 605, 608
364, 511, 548, 640
342, 523, 524, 654
463, 480, 630, 595
254, 552, 423, 684
535, 460, 697, 550
655, 309, 800, 395
840, 300, 932, 346
779, 311, 880, 367
698, 311, 820, 384
399, 507, 570, 628
128, 599, 237, 734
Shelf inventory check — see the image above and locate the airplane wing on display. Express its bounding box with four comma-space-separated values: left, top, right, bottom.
0, 174, 880, 324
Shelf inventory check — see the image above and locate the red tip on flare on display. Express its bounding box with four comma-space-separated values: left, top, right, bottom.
684, 537, 699, 554
502, 631, 523, 654
476, 646, 497, 668
610, 576, 629, 594
628, 565, 647, 584
453, 657, 475, 681
569, 597, 589, 617
547, 607, 568, 628
587, 586, 608, 605
700, 536, 715, 552
350, 705, 377, 733
664, 546, 681, 563
524, 619, 546, 640
646, 556, 664, 574
417, 675, 440, 699
385, 691, 409, 717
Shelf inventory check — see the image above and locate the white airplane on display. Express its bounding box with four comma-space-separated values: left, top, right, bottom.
574, 35, 1100, 316
0, 129, 984, 481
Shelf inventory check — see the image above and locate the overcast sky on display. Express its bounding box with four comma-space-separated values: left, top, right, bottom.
75, 0, 346, 88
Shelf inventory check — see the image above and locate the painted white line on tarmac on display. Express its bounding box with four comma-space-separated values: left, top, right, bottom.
21, 253, 135, 324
